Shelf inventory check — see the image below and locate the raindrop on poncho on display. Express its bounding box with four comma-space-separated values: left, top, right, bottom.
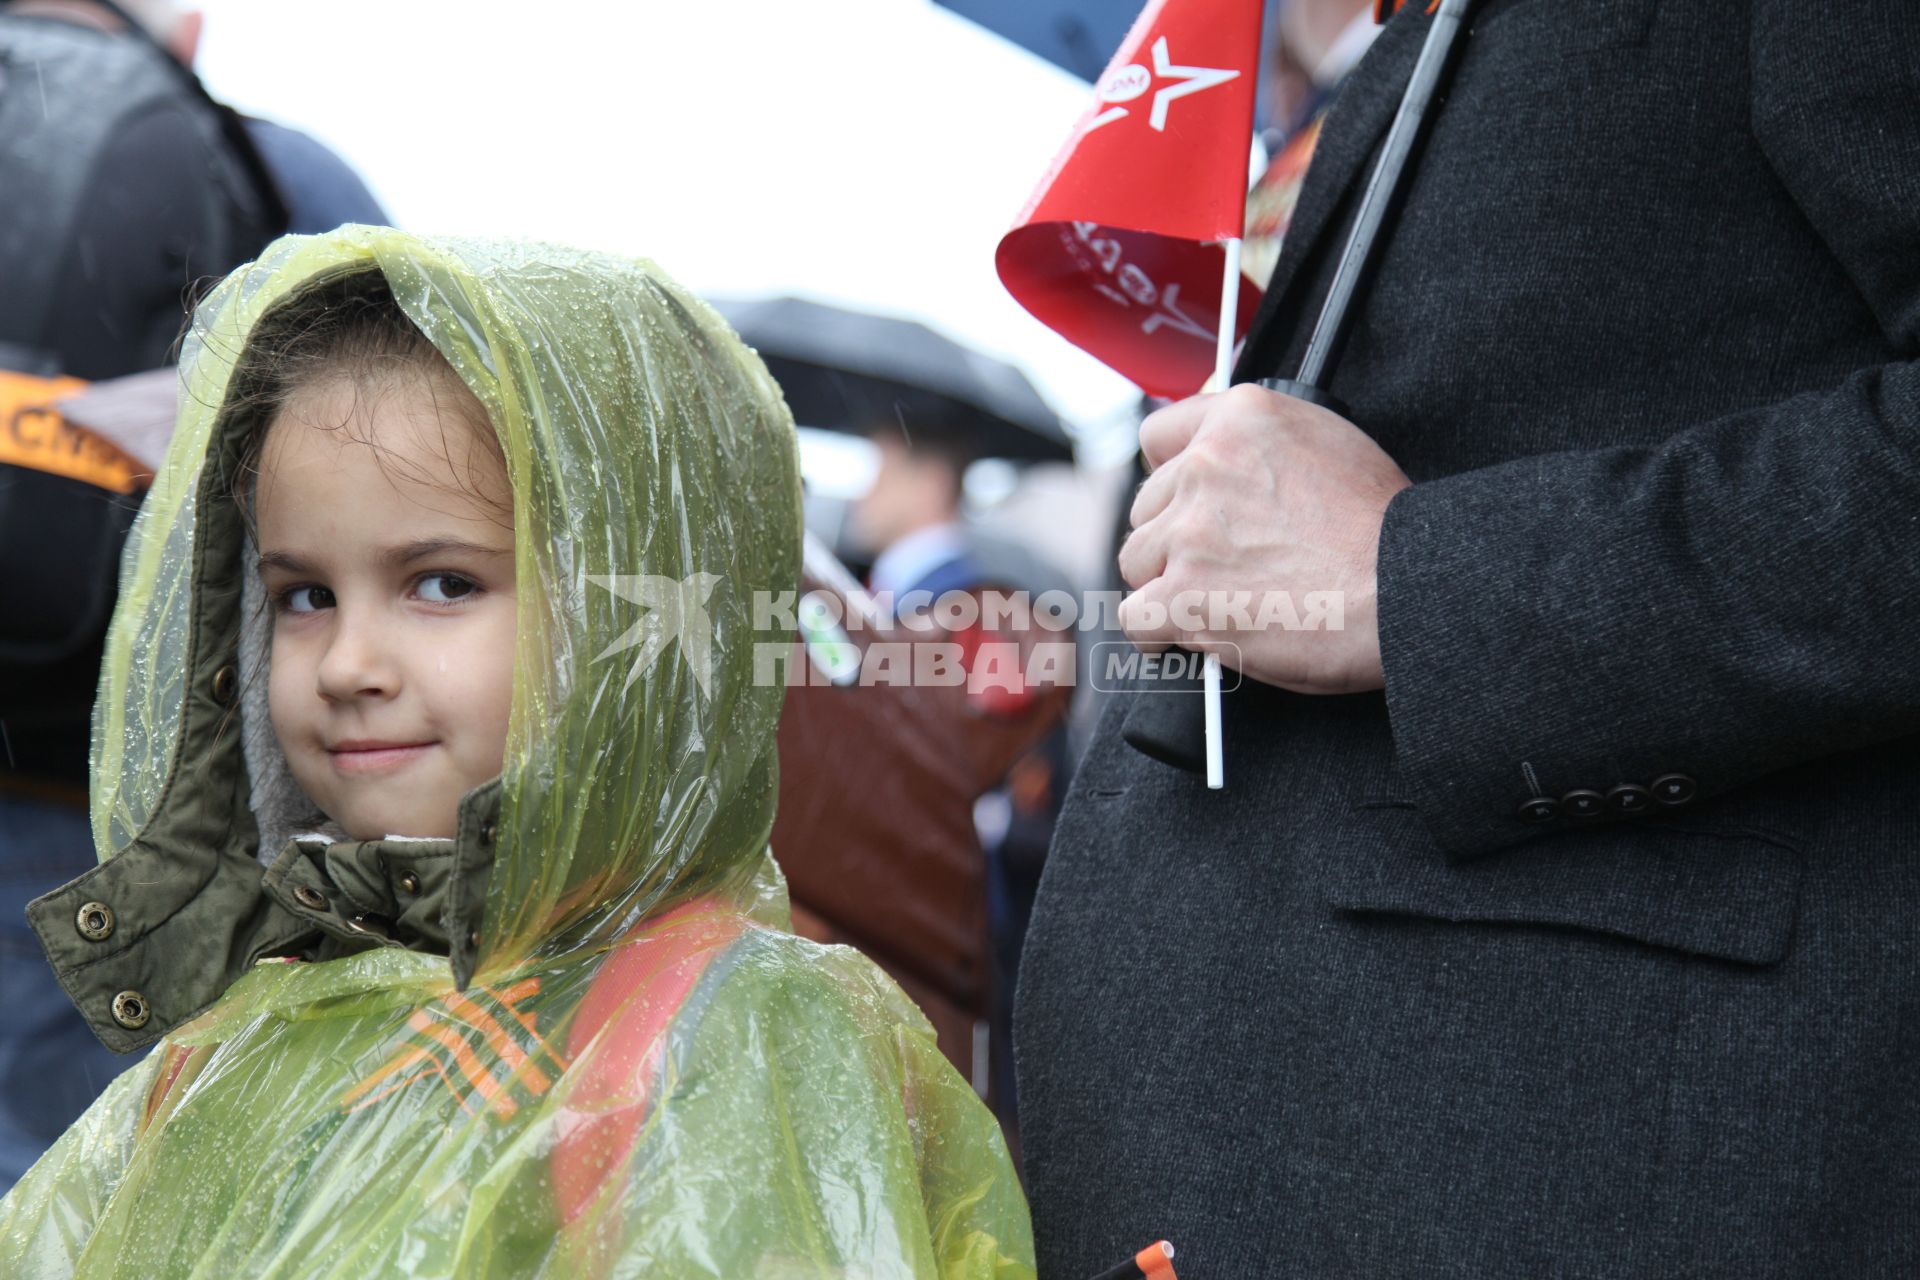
0, 227, 1034, 1279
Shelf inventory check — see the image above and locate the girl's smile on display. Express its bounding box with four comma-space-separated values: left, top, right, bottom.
327, 740, 440, 774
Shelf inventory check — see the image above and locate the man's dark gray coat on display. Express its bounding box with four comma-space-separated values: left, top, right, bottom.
1015, 1, 1920, 1275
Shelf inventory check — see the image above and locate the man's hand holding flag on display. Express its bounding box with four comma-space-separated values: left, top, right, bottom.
997, 0, 1407, 789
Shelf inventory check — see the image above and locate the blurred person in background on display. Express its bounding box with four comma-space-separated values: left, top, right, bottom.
854, 425, 987, 603
0, 0, 284, 378
0, 0, 380, 1191
850, 419, 1074, 1142
240, 113, 387, 238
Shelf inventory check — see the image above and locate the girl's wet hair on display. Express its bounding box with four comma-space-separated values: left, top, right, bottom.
223, 270, 509, 541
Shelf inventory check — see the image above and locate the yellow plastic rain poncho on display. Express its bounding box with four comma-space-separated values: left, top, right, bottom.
0, 227, 1034, 1278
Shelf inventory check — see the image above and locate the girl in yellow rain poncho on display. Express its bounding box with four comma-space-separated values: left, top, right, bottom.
0, 227, 1035, 1279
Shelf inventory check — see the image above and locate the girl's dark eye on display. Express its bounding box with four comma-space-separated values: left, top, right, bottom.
416, 573, 478, 604
279, 585, 334, 614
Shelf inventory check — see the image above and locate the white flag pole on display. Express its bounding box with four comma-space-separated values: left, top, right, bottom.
1202, 236, 1241, 790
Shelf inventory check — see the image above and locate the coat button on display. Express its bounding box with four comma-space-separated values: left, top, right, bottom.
1651, 773, 1697, 806
293, 885, 330, 911
1518, 796, 1559, 823
76, 901, 116, 941
111, 990, 151, 1029
399, 872, 421, 895
478, 820, 496, 846
1559, 789, 1606, 820
1607, 783, 1653, 815
210, 663, 239, 706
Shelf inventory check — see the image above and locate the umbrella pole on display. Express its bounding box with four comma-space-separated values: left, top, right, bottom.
1202, 237, 1243, 789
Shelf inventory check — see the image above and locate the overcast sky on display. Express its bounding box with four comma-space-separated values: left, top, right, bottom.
192, 0, 1143, 439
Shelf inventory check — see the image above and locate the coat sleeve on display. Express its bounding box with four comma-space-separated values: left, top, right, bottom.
0, 1048, 160, 1276
1371, 1, 1920, 860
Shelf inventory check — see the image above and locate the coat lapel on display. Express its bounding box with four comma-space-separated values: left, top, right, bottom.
1236, 7, 1433, 380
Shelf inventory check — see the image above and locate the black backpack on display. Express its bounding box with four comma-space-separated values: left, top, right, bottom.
0, 2, 287, 787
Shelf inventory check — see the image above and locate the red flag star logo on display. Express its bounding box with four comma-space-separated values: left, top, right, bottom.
1088, 37, 1242, 134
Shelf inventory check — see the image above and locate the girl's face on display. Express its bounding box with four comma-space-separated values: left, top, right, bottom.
255, 369, 516, 840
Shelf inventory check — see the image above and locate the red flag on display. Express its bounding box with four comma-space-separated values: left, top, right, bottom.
996, 0, 1265, 399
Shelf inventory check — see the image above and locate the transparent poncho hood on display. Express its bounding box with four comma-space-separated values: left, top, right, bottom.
94, 225, 804, 978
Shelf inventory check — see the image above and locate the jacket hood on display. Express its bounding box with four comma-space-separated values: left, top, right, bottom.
32, 226, 804, 1050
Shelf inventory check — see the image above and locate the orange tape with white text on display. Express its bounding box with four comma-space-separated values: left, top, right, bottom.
0, 370, 151, 494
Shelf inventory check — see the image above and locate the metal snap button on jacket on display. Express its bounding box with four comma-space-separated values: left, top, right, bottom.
399, 872, 421, 895
1651, 773, 1698, 806
293, 885, 329, 911
111, 990, 151, 1029
210, 663, 238, 706
1606, 783, 1653, 815
1559, 789, 1606, 819
1518, 795, 1559, 823
479, 819, 497, 846
76, 901, 116, 940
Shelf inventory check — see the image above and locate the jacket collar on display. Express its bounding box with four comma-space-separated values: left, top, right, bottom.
26, 780, 500, 1054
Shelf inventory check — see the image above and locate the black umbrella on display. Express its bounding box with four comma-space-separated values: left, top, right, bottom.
710, 296, 1074, 465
